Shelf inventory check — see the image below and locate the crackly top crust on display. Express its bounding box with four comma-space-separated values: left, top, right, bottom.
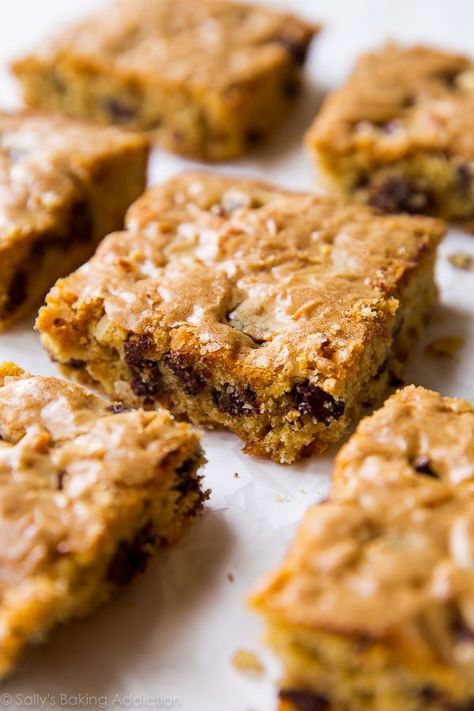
333, 385, 474, 496
14, 0, 317, 90
308, 43, 474, 161
251, 387, 474, 668
0, 362, 200, 592
39, 173, 444, 395
0, 111, 148, 248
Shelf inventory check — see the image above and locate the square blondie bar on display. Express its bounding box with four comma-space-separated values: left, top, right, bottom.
0, 111, 148, 330
307, 44, 474, 227
37, 173, 444, 463
251, 386, 474, 711
0, 362, 206, 678
12, 0, 317, 161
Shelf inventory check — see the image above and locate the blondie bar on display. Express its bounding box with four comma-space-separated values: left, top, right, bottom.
307, 44, 474, 227
37, 173, 444, 463
12, 0, 317, 161
0, 111, 148, 330
0, 362, 206, 678
252, 386, 474, 711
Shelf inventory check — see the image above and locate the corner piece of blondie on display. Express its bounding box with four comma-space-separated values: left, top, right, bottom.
12, 0, 318, 161
251, 386, 474, 711
0, 362, 206, 678
307, 44, 474, 227
37, 173, 444, 464
0, 111, 148, 330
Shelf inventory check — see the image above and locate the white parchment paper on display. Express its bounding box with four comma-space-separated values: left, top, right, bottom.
0, 2, 473, 709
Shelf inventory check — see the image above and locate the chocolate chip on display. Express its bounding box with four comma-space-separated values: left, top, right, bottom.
282, 75, 301, 98
370, 177, 432, 214
434, 68, 460, 88
163, 351, 206, 396
452, 609, 474, 643
124, 334, 161, 402
278, 689, 331, 711
412, 456, 439, 478
56, 470, 66, 490
457, 164, 473, 195
272, 34, 311, 66
389, 373, 405, 388
212, 384, 258, 416
106, 524, 155, 585
173, 458, 202, 498
375, 355, 389, 378
107, 402, 132, 414
5, 271, 27, 313
292, 381, 345, 425
401, 94, 416, 108
419, 686, 444, 704
103, 98, 137, 123
65, 358, 85, 369
68, 198, 93, 244
246, 128, 264, 146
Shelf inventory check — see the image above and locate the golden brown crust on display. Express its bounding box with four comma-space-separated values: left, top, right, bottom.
309, 44, 473, 159
251, 387, 474, 708
333, 385, 474, 497
37, 173, 443, 463
307, 44, 474, 225
13, 0, 318, 160
0, 362, 205, 678
0, 110, 148, 329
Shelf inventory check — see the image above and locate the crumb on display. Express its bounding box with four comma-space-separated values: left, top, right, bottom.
233, 472, 240, 479
275, 494, 290, 503
425, 336, 465, 359
227, 573, 235, 582
231, 649, 265, 675
448, 253, 474, 271
299, 488, 307, 495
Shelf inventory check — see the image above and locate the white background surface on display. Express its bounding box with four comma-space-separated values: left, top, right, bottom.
0, 2, 474, 710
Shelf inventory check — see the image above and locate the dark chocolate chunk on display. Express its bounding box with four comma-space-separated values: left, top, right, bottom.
163, 351, 206, 396
452, 609, 474, 643
173, 458, 202, 498
370, 177, 432, 214
65, 358, 86, 369
212, 384, 258, 417
106, 524, 155, 585
292, 381, 345, 424
5, 271, 27, 313
107, 402, 132, 414
282, 75, 301, 98
412, 456, 439, 478
419, 686, 444, 704
457, 164, 473, 195
278, 689, 331, 711
124, 334, 162, 402
375, 355, 389, 378
272, 34, 311, 66
103, 98, 137, 123
68, 198, 93, 244
56, 470, 66, 490
246, 128, 264, 146
433, 68, 460, 88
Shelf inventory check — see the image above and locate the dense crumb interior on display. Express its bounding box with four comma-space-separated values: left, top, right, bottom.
13, 0, 316, 160
37, 174, 442, 464
0, 113, 148, 330
251, 387, 474, 711
316, 151, 474, 229
0, 365, 206, 678
307, 44, 474, 226
43, 250, 435, 463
